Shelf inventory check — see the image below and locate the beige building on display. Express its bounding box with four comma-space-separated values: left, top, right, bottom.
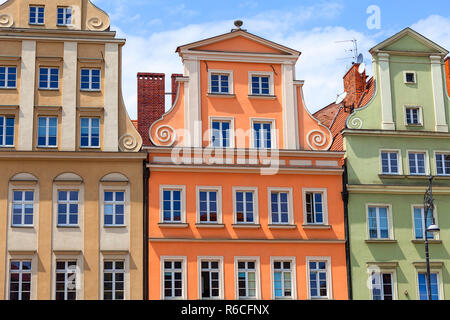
0, 0, 144, 300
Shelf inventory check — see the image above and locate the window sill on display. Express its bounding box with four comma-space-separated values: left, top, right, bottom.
406, 175, 429, 179
411, 240, 442, 244
79, 147, 101, 150
57, 225, 80, 229
36, 146, 58, 149
0, 87, 17, 90
80, 89, 101, 93
302, 224, 332, 230
104, 225, 127, 229
434, 175, 450, 180
405, 124, 423, 127
365, 240, 398, 244
268, 224, 297, 230
196, 223, 225, 229
11, 225, 34, 229
232, 224, 261, 229
158, 223, 189, 229
38, 88, 60, 91
207, 93, 236, 98
248, 95, 277, 100
379, 174, 406, 179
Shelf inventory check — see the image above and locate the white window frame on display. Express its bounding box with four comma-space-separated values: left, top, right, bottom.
11, 189, 35, 227
415, 268, 444, 300
161, 256, 187, 300
103, 190, 126, 227
57, 6, 72, 26
56, 189, 80, 227
80, 68, 101, 92
407, 150, 429, 176
234, 257, 261, 300
306, 256, 333, 300
8, 260, 32, 300
250, 118, 277, 150
232, 187, 259, 225
6, 253, 37, 301
302, 188, 328, 225
208, 70, 234, 95
366, 204, 394, 240
404, 71, 417, 84
209, 116, 235, 148
369, 268, 398, 300
411, 205, 440, 241
248, 71, 274, 96
198, 256, 224, 300
196, 186, 223, 224
53, 259, 80, 300
29, 5, 45, 25
38, 67, 59, 90
434, 151, 450, 176
268, 187, 294, 226
404, 105, 423, 126
159, 185, 186, 224
101, 258, 127, 300
37, 116, 58, 148
0, 115, 15, 147
379, 149, 402, 175
100, 253, 129, 300
270, 256, 297, 300
0, 66, 17, 89
80, 117, 100, 148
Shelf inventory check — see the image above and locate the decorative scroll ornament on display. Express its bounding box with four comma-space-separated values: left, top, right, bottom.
0, 14, 14, 27
350, 117, 363, 129
154, 125, 176, 146
307, 130, 328, 150
87, 17, 103, 31
119, 134, 139, 152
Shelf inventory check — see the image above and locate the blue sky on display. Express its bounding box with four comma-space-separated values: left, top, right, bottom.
94, 1, 449, 118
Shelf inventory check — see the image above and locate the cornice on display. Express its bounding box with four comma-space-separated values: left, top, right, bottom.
343, 129, 450, 138
0, 151, 147, 160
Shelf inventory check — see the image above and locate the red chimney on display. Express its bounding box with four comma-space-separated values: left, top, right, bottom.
343, 63, 366, 110
137, 73, 165, 146
171, 73, 183, 106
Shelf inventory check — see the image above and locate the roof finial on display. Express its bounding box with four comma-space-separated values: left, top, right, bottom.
232, 20, 246, 32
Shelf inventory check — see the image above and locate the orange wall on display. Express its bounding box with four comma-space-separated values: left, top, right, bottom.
445, 58, 450, 97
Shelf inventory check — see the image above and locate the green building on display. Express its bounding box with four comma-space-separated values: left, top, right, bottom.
344, 28, 450, 300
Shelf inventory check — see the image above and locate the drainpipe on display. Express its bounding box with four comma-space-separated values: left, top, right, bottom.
143, 159, 150, 300
342, 159, 353, 300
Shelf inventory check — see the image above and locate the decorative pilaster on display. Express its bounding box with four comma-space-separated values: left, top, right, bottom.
183, 58, 202, 148
378, 53, 395, 130
61, 42, 78, 151
104, 43, 119, 151
430, 55, 448, 132
281, 63, 299, 150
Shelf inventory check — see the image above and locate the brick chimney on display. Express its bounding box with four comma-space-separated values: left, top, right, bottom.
137, 73, 165, 146
171, 73, 183, 106
343, 63, 366, 110
445, 57, 450, 97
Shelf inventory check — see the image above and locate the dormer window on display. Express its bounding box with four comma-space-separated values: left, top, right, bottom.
57, 7, 72, 26
404, 71, 416, 84
29, 6, 45, 25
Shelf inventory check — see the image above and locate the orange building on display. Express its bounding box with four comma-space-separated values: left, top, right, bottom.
141, 23, 348, 300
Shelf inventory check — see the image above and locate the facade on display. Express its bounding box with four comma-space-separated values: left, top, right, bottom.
343, 28, 450, 300
141, 25, 348, 300
0, 0, 145, 300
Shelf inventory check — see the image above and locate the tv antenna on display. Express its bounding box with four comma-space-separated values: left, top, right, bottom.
336, 39, 359, 62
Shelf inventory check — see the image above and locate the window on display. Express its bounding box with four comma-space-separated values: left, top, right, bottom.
9, 261, 32, 300
405, 107, 421, 125
368, 206, 390, 240
418, 273, 439, 300
237, 260, 257, 299
80, 69, 101, 91
210, 73, 230, 94
0, 66, 17, 88
12, 191, 34, 227
39, 68, 59, 90
0, 116, 14, 147
103, 261, 125, 300
253, 122, 272, 149
29, 6, 44, 25
37, 117, 57, 147
251, 75, 270, 95
57, 7, 72, 26
57, 191, 79, 226
309, 261, 329, 299
80, 118, 100, 148
381, 151, 399, 174
273, 260, 293, 299
211, 121, 231, 148
270, 191, 290, 225
408, 152, 427, 175
104, 191, 125, 226
305, 192, 324, 225
198, 189, 220, 224
162, 189, 182, 223
55, 261, 77, 300
404, 72, 416, 84
235, 190, 256, 224
413, 207, 435, 240
163, 260, 184, 299
371, 272, 394, 300
200, 259, 221, 299
436, 153, 450, 176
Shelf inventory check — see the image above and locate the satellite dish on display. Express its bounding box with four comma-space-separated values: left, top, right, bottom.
356, 53, 364, 64
336, 92, 348, 105
358, 63, 366, 74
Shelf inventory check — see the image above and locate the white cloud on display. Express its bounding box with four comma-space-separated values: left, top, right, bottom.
411, 15, 450, 52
